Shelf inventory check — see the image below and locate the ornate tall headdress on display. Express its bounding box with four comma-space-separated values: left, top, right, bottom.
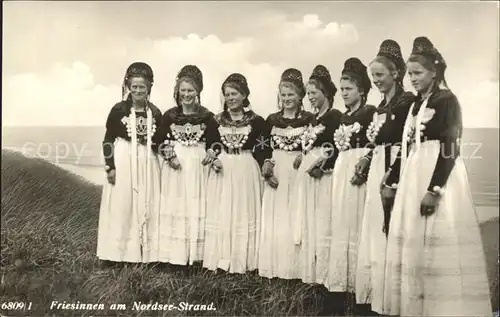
280, 68, 305, 98
221, 73, 251, 110
222, 73, 250, 96
410, 36, 447, 70
309, 64, 337, 104
176, 65, 203, 92
342, 57, 372, 96
377, 39, 406, 81
122, 62, 154, 101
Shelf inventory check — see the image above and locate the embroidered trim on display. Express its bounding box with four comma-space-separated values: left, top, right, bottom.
334, 122, 362, 151
366, 113, 387, 143
407, 120, 417, 144
301, 124, 325, 153
406, 107, 435, 144
121, 115, 157, 143
271, 125, 308, 151
170, 122, 206, 146
219, 125, 252, 149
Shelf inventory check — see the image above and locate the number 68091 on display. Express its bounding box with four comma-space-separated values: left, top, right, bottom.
1, 302, 32, 310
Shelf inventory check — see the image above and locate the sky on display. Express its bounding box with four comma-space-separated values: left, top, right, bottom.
2, 1, 499, 128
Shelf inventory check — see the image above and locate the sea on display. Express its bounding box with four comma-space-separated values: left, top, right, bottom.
2, 126, 499, 210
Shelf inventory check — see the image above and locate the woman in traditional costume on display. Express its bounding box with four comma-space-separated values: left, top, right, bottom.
381, 36, 492, 317
203, 73, 271, 274
97, 62, 163, 263
158, 65, 222, 266
324, 58, 376, 315
354, 40, 415, 314
290, 65, 342, 285
258, 68, 315, 279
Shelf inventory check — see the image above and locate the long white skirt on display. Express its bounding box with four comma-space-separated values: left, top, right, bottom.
97, 138, 162, 263
158, 143, 210, 265
258, 150, 301, 279
356, 145, 399, 310
291, 147, 333, 284
326, 147, 370, 292
203, 150, 263, 273
382, 140, 492, 316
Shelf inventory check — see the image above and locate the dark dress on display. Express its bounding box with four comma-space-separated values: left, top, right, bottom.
382, 88, 491, 316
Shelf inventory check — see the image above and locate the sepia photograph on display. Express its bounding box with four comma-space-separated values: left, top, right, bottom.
1, 1, 499, 316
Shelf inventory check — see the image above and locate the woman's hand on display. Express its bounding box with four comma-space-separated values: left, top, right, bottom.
106, 170, 116, 185
382, 222, 389, 238
202, 149, 217, 166
350, 171, 367, 186
420, 191, 440, 217
266, 175, 279, 189
212, 158, 223, 173
380, 185, 396, 220
293, 153, 303, 170
169, 157, 182, 170
355, 155, 370, 175
308, 167, 324, 179
380, 185, 396, 202
261, 160, 275, 178
351, 155, 370, 186
161, 144, 176, 161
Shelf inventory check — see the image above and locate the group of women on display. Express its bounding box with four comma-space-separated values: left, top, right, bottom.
96, 36, 492, 316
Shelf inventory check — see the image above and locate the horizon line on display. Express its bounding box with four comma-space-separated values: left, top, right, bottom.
3, 125, 500, 129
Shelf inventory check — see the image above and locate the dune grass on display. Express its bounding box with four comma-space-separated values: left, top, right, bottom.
0, 149, 498, 316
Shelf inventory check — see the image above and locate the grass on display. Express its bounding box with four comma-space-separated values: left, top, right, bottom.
0, 149, 498, 316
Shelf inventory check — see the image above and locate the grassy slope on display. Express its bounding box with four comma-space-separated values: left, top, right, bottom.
0, 150, 498, 316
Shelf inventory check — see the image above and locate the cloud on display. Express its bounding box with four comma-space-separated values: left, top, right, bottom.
247, 14, 359, 66
3, 12, 498, 128
3, 62, 120, 126
3, 14, 361, 127
2, 35, 283, 126
303, 14, 322, 29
